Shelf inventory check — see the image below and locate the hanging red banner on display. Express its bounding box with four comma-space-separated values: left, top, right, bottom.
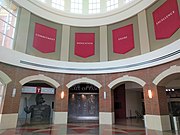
153, 0, 180, 40
112, 24, 134, 54
33, 23, 57, 53
75, 33, 95, 58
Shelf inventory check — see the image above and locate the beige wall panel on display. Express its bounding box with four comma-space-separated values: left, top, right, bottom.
100, 26, 108, 61
14, 8, 30, 53
60, 25, 70, 61
138, 10, 150, 54
26, 14, 62, 60
69, 27, 100, 62
146, 0, 180, 51
107, 16, 141, 61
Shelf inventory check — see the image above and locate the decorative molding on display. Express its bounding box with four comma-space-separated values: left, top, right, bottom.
153, 65, 180, 85
0, 39, 179, 74
144, 115, 171, 131
53, 112, 68, 124
66, 77, 102, 88
108, 75, 146, 89
19, 74, 60, 88
0, 71, 12, 84
0, 113, 18, 129
99, 112, 114, 124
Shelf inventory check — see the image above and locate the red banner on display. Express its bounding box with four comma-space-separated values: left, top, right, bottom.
75, 33, 95, 58
36, 87, 41, 94
153, 0, 180, 40
33, 23, 57, 53
112, 24, 134, 54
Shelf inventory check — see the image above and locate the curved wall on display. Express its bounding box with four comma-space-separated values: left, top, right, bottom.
0, 40, 179, 74
3, 0, 179, 74
0, 0, 180, 130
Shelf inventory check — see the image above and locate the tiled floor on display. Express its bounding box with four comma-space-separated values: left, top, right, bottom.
0, 119, 179, 135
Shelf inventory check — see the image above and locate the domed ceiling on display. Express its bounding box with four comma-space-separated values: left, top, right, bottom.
15, 0, 155, 26
33, 0, 135, 15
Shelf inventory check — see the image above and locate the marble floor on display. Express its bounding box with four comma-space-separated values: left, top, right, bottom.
0, 119, 179, 135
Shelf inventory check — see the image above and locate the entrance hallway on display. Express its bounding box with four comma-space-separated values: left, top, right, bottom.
0, 123, 179, 135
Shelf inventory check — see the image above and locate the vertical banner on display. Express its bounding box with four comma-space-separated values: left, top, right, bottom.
75, 33, 95, 58
112, 24, 134, 54
153, 0, 180, 40
33, 23, 57, 53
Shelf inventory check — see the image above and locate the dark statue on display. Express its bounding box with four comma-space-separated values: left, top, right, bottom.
24, 94, 51, 124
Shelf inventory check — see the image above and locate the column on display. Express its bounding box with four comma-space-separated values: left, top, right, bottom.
138, 10, 150, 54
99, 85, 114, 124
100, 26, 108, 61
53, 86, 68, 124
60, 25, 70, 61
144, 84, 171, 131
0, 83, 22, 129
14, 8, 30, 53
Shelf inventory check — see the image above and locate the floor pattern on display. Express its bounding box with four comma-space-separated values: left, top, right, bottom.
0, 123, 179, 135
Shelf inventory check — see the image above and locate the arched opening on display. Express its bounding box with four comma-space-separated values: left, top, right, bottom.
17, 80, 56, 126
0, 81, 5, 114
68, 83, 99, 123
155, 73, 180, 131
0, 71, 13, 129
0, 71, 11, 114
112, 81, 145, 127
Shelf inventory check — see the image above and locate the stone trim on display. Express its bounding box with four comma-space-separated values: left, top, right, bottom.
144, 114, 171, 131
153, 65, 180, 85
19, 74, 60, 88
66, 77, 102, 88
53, 111, 68, 124
108, 75, 146, 89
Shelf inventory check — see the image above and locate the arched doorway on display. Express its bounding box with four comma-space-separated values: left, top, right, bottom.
153, 66, 180, 131
0, 71, 11, 114
165, 76, 180, 131
17, 80, 56, 126
108, 75, 146, 127
0, 81, 5, 114
113, 82, 145, 127
68, 83, 99, 123
0, 71, 13, 129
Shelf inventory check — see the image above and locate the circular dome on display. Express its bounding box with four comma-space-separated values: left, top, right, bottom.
16, 0, 155, 26
33, 0, 136, 15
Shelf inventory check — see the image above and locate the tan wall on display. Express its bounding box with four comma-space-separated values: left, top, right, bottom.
26, 14, 62, 60
107, 16, 141, 61
69, 26, 100, 62
146, 0, 180, 51
14, 8, 30, 53
14, 0, 180, 62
